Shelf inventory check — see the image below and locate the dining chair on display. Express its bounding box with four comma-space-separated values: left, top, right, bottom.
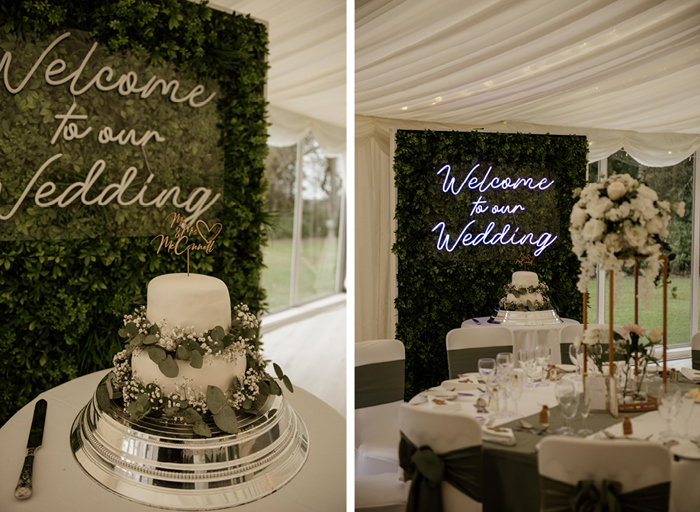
446, 326, 513, 378
538, 437, 671, 511
559, 323, 627, 364
398, 403, 483, 512
691, 331, 700, 370
355, 339, 405, 477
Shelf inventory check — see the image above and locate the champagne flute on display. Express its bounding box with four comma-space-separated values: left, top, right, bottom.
577, 386, 593, 437
536, 345, 552, 385
568, 344, 582, 377
657, 384, 680, 442
555, 379, 579, 436
478, 358, 496, 400
510, 368, 525, 417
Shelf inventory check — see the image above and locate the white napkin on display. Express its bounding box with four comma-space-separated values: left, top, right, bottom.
428, 396, 461, 412
482, 425, 516, 446
681, 367, 700, 383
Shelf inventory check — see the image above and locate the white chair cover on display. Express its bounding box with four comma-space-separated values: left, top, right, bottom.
355, 473, 409, 512
399, 404, 482, 512
560, 324, 627, 364
446, 326, 513, 377
691, 331, 700, 370
538, 437, 671, 495
355, 340, 405, 476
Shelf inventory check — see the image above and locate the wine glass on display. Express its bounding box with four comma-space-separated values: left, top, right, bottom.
554, 379, 579, 436
535, 345, 551, 385
496, 352, 513, 373
568, 344, 583, 377
518, 348, 536, 386
510, 368, 525, 417
657, 384, 680, 442
577, 386, 593, 437
677, 393, 695, 439
498, 369, 514, 417
478, 358, 496, 401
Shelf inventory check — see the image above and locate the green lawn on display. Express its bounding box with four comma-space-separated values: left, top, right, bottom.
261, 237, 339, 312
587, 276, 693, 346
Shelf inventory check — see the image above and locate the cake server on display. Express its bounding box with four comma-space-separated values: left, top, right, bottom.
14, 398, 47, 500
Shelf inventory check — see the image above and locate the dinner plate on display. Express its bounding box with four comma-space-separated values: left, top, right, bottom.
670, 442, 700, 460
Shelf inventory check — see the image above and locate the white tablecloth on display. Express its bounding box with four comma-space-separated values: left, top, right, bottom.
0, 370, 346, 512
461, 317, 580, 364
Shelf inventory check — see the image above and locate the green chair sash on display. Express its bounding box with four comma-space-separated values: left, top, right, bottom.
447, 346, 511, 378
399, 432, 482, 512
355, 359, 405, 409
561, 343, 572, 365
540, 475, 670, 512
692, 349, 700, 371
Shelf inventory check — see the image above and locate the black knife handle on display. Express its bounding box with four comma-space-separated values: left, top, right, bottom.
14, 446, 37, 499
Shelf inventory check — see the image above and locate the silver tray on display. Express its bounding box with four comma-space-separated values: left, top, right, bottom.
70, 375, 309, 510
488, 308, 562, 325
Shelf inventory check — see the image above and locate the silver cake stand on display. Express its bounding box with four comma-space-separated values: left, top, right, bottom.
488, 308, 563, 325
70, 375, 309, 510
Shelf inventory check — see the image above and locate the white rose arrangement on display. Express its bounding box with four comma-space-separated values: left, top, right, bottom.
569, 173, 684, 305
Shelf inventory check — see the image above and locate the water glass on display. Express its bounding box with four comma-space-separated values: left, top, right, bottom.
577, 387, 593, 437
518, 348, 537, 386
535, 345, 551, 384
554, 379, 579, 436
657, 384, 680, 442
677, 394, 695, 439
510, 368, 525, 417
496, 352, 513, 373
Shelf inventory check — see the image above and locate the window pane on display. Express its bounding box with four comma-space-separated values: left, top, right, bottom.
298, 134, 343, 302
262, 144, 297, 312
605, 150, 694, 346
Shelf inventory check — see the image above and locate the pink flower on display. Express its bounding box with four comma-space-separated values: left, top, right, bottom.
622, 324, 646, 337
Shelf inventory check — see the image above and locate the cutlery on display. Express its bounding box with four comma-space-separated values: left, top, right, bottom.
518, 420, 534, 430
15, 399, 47, 500
471, 318, 481, 325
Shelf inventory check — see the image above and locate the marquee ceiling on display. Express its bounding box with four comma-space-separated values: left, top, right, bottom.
210, 0, 346, 130
356, 0, 700, 135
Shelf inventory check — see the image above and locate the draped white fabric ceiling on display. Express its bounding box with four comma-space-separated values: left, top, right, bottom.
355, 0, 700, 343
357, 0, 700, 137
209, 0, 346, 154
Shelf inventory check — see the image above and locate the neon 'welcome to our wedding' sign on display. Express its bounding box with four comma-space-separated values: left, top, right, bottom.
428, 160, 560, 259
0, 30, 223, 240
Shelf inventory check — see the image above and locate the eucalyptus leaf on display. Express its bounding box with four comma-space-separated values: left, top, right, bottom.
149, 324, 160, 335
190, 349, 203, 369
210, 340, 224, 354
269, 379, 281, 396
158, 355, 179, 378
282, 375, 294, 393
222, 334, 234, 347
193, 420, 212, 437
106, 378, 115, 399
118, 327, 130, 338
148, 346, 166, 363
129, 332, 145, 347
242, 398, 252, 410
206, 385, 227, 415
273, 363, 284, 380
242, 327, 257, 339
211, 326, 225, 341
125, 322, 138, 336
182, 407, 202, 425
176, 345, 191, 360
163, 405, 179, 416
143, 334, 158, 345
213, 405, 238, 434
258, 379, 270, 396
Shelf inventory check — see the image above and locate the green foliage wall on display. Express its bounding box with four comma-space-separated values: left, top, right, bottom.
0, 0, 269, 426
393, 130, 588, 398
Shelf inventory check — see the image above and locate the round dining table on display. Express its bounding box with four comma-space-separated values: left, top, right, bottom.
462, 316, 579, 364
0, 369, 346, 512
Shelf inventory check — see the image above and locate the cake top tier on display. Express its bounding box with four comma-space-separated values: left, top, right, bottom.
511, 271, 539, 288
147, 273, 231, 335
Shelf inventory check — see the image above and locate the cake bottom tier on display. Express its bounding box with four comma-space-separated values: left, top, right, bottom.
70, 374, 309, 510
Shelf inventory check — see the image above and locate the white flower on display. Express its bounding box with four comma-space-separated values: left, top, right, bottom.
645, 216, 663, 235
603, 233, 622, 253
570, 204, 588, 227
607, 182, 626, 200
676, 201, 685, 217
623, 222, 648, 248
657, 200, 671, 212
582, 219, 606, 241
573, 336, 582, 349
637, 184, 658, 202
587, 196, 614, 219
648, 328, 663, 343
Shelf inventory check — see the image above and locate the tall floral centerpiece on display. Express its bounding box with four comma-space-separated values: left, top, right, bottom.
569, 173, 684, 304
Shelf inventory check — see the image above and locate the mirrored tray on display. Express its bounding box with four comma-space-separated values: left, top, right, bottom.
70, 375, 309, 510
489, 308, 562, 325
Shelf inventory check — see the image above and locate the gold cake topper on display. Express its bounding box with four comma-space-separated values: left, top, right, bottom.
151, 212, 221, 275
515, 252, 535, 271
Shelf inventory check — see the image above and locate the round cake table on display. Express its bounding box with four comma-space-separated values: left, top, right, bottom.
461, 316, 579, 364
0, 370, 346, 512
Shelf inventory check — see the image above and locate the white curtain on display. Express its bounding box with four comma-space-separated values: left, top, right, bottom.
268, 106, 346, 158
355, 0, 700, 342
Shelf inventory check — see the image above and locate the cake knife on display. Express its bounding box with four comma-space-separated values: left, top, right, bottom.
14, 398, 47, 500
